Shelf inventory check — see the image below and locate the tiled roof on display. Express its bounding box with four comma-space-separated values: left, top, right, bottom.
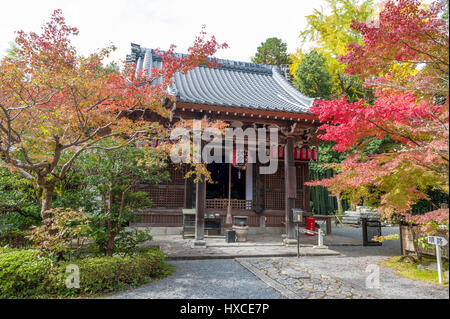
127, 44, 315, 114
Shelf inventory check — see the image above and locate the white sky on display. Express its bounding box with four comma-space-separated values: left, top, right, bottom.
0, 0, 325, 63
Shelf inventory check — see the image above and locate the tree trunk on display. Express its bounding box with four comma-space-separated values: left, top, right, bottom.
336, 193, 343, 213
106, 232, 116, 257
40, 183, 55, 219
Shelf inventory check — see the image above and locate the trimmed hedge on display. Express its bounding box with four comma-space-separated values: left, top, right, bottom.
0, 247, 166, 298
47, 248, 166, 296
0, 249, 53, 298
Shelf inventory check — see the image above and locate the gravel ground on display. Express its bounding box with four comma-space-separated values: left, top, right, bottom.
108, 259, 284, 299
109, 226, 448, 299
332, 226, 401, 256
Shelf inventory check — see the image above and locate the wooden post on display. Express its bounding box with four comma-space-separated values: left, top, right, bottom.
253, 162, 265, 213
193, 177, 206, 246
284, 137, 297, 242
225, 163, 232, 225
304, 164, 311, 212
399, 222, 405, 256
184, 168, 194, 209
193, 137, 206, 247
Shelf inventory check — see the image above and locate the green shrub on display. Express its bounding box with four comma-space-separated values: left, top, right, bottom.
0, 247, 166, 298
0, 228, 33, 248
47, 248, 166, 296
0, 249, 53, 298
28, 207, 89, 260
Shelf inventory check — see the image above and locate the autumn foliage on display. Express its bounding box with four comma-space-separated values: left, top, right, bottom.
0, 10, 227, 218
307, 0, 449, 230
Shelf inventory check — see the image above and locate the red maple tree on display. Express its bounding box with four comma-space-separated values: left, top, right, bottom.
0, 10, 227, 218
307, 0, 448, 230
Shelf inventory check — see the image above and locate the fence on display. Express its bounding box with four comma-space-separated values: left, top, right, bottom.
206, 199, 253, 210
400, 224, 449, 260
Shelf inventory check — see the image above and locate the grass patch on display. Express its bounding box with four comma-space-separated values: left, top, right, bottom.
380, 255, 449, 286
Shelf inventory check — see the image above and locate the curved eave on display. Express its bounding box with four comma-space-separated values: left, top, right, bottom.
175, 101, 320, 122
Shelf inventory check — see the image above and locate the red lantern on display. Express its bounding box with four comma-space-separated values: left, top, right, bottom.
306, 217, 315, 236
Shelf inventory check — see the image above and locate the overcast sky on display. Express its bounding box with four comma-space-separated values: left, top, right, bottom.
1, 0, 326, 63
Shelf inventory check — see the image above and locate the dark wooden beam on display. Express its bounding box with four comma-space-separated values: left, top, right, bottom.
177, 101, 320, 121
184, 171, 194, 209
194, 177, 206, 246
193, 139, 207, 247
304, 164, 311, 212
284, 137, 297, 241
253, 162, 265, 214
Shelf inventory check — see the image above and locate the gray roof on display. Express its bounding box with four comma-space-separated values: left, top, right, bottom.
127, 44, 315, 114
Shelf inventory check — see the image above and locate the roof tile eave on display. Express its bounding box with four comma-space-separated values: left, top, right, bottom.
176, 98, 313, 115
131, 44, 316, 113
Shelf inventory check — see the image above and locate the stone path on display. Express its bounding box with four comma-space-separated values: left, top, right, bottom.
236, 257, 376, 299
236, 255, 449, 299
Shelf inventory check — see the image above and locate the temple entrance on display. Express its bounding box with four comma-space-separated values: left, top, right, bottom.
206, 163, 246, 200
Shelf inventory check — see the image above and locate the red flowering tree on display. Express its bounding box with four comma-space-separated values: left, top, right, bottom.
307, 0, 449, 232
0, 10, 227, 219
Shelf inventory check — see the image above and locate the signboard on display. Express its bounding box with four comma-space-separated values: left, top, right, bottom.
232, 149, 248, 168
427, 236, 448, 284
427, 236, 448, 246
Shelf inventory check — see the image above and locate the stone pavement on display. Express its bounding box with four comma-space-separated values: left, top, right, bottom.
145, 228, 367, 260
236, 255, 449, 299
147, 234, 342, 260
236, 257, 376, 299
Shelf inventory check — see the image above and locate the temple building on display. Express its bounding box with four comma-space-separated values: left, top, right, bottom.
126, 44, 322, 244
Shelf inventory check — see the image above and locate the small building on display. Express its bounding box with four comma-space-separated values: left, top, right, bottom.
127, 44, 321, 242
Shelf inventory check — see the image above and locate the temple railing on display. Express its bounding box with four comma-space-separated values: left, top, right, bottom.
206, 199, 253, 210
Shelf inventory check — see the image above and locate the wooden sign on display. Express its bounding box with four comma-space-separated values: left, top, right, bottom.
427, 235, 448, 284
232, 149, 248, 168
428, 236, 448, 246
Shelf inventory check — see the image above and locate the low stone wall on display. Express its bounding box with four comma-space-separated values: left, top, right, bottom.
400, 224, 449, 259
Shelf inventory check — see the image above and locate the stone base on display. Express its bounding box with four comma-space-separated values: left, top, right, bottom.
313, 245, 329, 249
191, 239, 206, 248
283, 238, 298, 246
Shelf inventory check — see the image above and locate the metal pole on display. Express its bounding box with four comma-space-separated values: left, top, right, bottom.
297, 224, 300, 258
436, 244, 443, 284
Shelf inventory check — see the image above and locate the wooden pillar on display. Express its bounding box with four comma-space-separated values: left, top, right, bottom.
253, 162, 265, 213
193, 135, 206, 247
284, 137, 297, 241
304, 163, 311, 212
302, 163, 311, 212
193, 177, 206, 246
184, 172, 194, 209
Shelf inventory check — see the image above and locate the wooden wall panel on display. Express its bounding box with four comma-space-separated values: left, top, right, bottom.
264, 162, 309, 210
140, 164, 185, 208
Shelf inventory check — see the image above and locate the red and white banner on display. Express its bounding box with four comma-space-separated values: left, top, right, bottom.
271, 146, 318, 161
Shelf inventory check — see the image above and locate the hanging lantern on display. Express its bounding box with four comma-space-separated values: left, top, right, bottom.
232, 149, 248, 170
